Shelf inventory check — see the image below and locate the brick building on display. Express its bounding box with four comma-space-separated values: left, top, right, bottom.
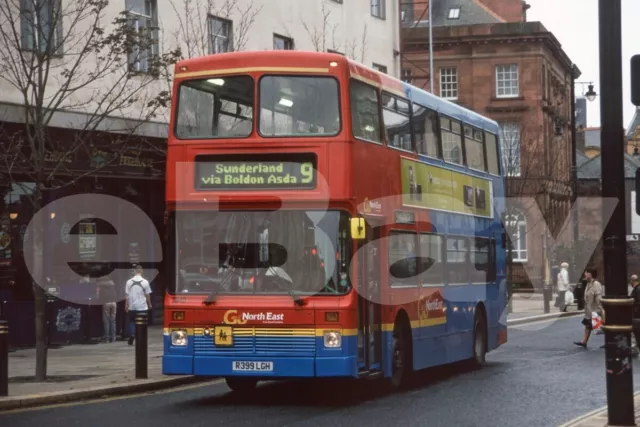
400, 0, 579, 289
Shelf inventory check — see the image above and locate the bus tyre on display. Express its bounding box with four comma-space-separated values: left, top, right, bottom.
390, 324, 410, 389
472, 313, 487, 367
225, 377, 258, 393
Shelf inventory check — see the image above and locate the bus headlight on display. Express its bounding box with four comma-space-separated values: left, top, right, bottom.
323, 331, 342, 348
171, 329, 188, 346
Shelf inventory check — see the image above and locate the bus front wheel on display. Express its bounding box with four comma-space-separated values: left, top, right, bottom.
225, 377, 258, 393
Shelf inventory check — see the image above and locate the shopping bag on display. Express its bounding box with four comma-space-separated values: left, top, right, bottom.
592, 312, 603, 330
564, 290, 574, 306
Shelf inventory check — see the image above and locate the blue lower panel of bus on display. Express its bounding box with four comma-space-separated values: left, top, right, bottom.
163, 355, 358, 377
163, 335, 359, 378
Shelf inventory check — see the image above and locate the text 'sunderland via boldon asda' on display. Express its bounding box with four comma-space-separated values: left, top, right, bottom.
194, 153, 318, 190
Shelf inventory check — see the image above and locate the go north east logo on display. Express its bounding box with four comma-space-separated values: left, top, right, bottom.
419, 291, 446, 325
223, 310, 285, 324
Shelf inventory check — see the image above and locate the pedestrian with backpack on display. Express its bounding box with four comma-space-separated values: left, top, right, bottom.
125, 265, 152, 345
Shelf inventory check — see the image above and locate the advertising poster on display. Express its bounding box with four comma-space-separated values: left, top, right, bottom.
401, 157, 493, 218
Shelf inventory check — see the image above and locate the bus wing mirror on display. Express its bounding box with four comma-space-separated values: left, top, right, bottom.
350, 218, 366, 240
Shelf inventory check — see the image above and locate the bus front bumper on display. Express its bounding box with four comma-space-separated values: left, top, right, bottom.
163, 355, 358, 378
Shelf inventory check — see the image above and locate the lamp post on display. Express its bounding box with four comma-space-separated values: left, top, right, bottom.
597, 1, 635, 425
570, 76, 597, 285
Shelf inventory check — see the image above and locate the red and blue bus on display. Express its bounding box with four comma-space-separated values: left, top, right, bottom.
163, 50, 508, 392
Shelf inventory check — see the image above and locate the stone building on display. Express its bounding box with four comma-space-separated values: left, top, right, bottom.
400, 0, 579, 289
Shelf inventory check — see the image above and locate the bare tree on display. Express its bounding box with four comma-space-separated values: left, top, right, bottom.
297, 0, 369, 63
0, 0, 180, 380
168, 0, 262, 59
500, 122, 572, 310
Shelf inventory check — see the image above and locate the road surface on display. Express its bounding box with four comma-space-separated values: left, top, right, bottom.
2, 316, 635, 427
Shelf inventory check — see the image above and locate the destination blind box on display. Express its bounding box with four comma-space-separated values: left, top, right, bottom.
194, 153, 317, 190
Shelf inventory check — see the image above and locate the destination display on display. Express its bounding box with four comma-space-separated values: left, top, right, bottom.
194, 153, 317, 190
401, 157, 493, 218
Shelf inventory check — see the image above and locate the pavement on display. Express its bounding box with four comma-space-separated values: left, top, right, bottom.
0, 292, 584, 413
0, 325, 207, 410
508, 291, 581, 320
560, 392, 640, 426
0, 314, 633, 427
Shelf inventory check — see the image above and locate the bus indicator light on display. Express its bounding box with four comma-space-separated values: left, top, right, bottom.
325, 312, 339, 322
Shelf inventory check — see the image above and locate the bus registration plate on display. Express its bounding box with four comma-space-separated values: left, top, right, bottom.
232, 361, 273, 372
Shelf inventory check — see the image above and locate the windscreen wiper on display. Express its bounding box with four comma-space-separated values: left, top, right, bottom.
265, 264, 304, 306
288, 288, 304, 306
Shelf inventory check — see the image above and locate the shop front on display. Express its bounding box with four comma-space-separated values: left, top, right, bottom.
0, 122, 166, 347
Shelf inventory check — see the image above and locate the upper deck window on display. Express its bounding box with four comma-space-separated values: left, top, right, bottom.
174, 75, 254, 139
382, 92, 412, 151
464, 125, 486, 171
259, 76, 340, 137
349, 79, 382, 143
440, 116, 463, 165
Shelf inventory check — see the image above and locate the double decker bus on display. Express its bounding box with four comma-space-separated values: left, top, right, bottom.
163, 50, 508, 392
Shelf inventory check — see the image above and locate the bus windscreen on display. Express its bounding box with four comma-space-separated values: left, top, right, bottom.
174, 75, 254, 139
173, 210, 351, 296
259, 76, 340, 137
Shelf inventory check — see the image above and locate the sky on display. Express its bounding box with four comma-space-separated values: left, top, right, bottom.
527, 0, 640, 130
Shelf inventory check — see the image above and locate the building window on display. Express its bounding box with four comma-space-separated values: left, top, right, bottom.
448, 8, 461, 19
505, 213, 527, 262
209, 16, 233, 53
500, 122, 521, 176
402, 68, 412, 83
273, 34, 294, 50
496, 64, 519, 98
439, 67, 458, 100
373, 63, 387, 74
126, 0, 159, 73
371, 0, 386, 19
20, 0, 63, 55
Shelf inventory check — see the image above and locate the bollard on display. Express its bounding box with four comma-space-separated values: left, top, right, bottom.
0, 320, 8, 396
543, 283, 551, 314
135, 312, 148, 379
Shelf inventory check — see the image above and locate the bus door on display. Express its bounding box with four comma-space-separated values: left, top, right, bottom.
357, 221, 382, 373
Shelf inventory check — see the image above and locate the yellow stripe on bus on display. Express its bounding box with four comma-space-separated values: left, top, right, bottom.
175, 66, 331, 79
167, 322, 444, 337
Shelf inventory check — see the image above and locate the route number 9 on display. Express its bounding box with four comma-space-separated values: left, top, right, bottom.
300, 162, 314, 183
